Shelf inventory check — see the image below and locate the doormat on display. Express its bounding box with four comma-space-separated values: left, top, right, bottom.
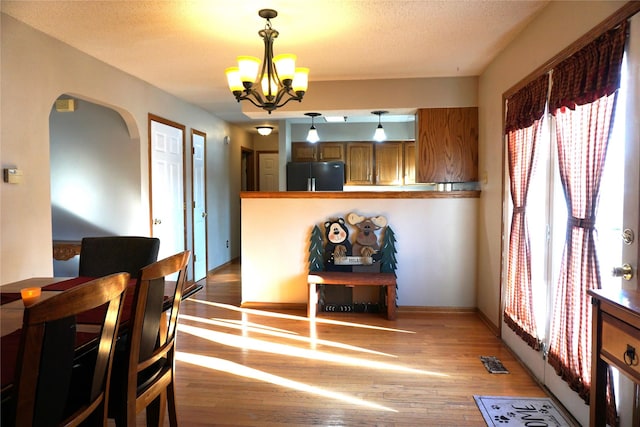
474, 395, 574, 426
480, 356, 509, 374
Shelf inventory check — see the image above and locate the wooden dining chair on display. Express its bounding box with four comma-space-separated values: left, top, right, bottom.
78, 236, 160, 277
12, 272, 129, 427
108, 250, 190, 427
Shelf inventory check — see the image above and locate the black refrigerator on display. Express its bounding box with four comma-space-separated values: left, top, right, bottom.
286, 161, 345, 191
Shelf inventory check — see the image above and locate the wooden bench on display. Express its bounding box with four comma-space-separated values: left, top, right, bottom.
307, 271, 397, 320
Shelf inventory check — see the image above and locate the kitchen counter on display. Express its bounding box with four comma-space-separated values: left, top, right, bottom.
240, 190, 480, 199
240, 192, 479, 310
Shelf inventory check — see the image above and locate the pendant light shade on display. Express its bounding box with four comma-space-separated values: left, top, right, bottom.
372, 111, 388, 142
305, 112, 321, 143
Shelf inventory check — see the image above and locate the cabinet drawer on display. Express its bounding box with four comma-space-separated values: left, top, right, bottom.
601, 312, 640, 382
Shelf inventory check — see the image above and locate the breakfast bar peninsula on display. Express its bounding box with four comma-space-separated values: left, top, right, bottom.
240, 190, 479, 313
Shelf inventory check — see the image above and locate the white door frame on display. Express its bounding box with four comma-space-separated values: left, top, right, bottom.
191, 129, 208, 282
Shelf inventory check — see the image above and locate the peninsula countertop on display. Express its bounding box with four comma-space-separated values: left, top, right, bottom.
240, 190, 480, 199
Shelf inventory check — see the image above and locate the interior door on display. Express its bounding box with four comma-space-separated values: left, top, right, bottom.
191, 129, 207, 282
258, 152, 279, 191
149, 116, 186, 264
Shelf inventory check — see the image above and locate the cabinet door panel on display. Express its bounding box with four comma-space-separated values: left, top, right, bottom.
375, 142, 403, 185
346, 143, 373, 184
319, 143, 344, 162
404, 142, 416, 185
416, 107, 478, 183
292, 142, 317, 162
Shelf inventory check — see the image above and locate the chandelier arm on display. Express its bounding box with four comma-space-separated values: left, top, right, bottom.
274, 93, 303, 109
238, 94, 268, 110
236, 88, 268, 109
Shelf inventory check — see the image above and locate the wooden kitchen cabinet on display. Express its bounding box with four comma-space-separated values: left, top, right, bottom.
416, 107, 478, 183
375, 142, 403, 185
292, 142, 317, 162
318, 143, 344, 161
292, 142, 344, 162
404, 142, 416, 185
346, 143, 374, 185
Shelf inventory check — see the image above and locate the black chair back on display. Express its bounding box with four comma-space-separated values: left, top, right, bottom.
79, 236, 160, 277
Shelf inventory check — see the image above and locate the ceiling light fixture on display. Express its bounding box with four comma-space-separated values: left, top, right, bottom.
372, 111, 388, 142
225, 9, 309, 114
324, 116, 347, 123
305, 112, 321, 143
256, 126, 273, 136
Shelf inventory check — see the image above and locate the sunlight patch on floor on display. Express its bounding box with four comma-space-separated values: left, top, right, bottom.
190, 299, 415, 334
176, 351, 398, 413
177, 322, 447, 377
180, 313, 396, 358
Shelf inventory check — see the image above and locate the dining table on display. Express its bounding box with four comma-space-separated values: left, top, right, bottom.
0, 275, 202, 399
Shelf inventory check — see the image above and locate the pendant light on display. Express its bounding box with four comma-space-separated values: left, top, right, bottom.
305, 112, 321, 143
372, 111, 388, 142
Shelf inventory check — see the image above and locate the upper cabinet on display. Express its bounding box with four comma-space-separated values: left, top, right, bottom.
416, 107, 478, 183
404, 142, 416, 185
375, 142, 403, 185
346, 143, 374, 185
292, 142, 345, 162
292, 142, 317, 162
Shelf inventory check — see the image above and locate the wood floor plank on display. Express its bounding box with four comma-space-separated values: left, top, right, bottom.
133, 260, 555, 426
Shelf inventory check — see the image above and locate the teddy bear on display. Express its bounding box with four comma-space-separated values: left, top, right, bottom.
323, 218, 352, 272
347, 213, 387, 264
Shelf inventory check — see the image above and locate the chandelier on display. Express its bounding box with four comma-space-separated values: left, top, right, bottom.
225, 9, 309, 114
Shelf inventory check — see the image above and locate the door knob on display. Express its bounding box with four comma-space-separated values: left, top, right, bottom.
153, 218, 162, 225
611, 263, 633, 281
201, 212, 207, 218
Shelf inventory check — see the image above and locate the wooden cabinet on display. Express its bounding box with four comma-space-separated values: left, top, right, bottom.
292, 142, 344, 162
375, 142, 403, 185
404, 142, 416, 185
294, 140, 414, 187
346, 143, 374, 185
588, 288, 640, 426
416, 107, 478, 183
318, 143, 344, 161
292, 142, 317, 162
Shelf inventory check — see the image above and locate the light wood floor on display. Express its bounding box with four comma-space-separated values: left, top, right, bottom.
166, 260, 550, 426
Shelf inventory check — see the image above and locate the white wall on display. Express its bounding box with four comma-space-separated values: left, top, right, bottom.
0, 14, 239, 283
241, 196, 478, 307
290, 121, 416, 143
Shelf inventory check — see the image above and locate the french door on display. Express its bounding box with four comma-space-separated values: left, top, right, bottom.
501, 16, 640, 426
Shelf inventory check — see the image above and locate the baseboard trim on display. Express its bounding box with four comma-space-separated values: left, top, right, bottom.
476, 309, 500, 336
207, 257, 240, 275
398, 306, 477, 314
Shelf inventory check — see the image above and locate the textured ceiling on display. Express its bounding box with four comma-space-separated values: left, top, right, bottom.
2, 0, 549, 127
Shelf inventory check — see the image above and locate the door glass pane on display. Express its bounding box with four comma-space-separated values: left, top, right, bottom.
596, 55, 627, 291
